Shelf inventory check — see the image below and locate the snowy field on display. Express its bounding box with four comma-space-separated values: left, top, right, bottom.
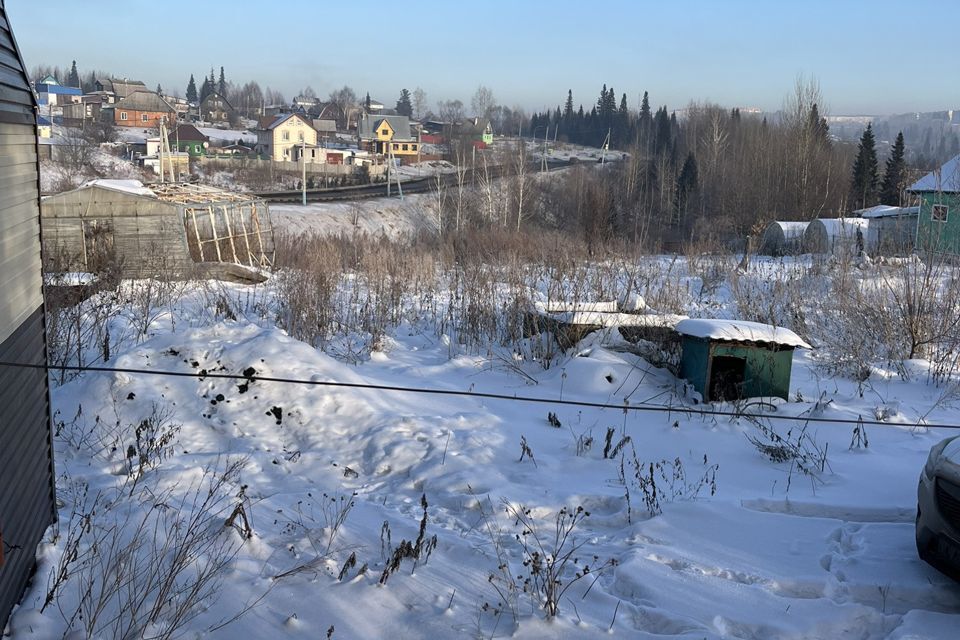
8, 247, 960, 638
270, 193, 437, 238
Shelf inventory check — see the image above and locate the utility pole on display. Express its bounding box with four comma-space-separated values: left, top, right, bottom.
600, 128, 610, 165
301, 137, 307, 205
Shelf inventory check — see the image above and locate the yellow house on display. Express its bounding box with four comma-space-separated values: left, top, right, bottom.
358, 113, 419, 157
255, 113, 318, 161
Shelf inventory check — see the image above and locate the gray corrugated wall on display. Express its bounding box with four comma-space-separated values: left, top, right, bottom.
0, 0, 57, 630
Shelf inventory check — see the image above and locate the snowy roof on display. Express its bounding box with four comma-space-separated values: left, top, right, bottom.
80, 179, 157, 197
675, 319, 811, 349
855, 205, 920, 218
115, 90, 175, 114
908, 154, 960, 193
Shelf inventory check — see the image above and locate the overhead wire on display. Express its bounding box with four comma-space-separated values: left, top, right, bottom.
3, 359, 959, 431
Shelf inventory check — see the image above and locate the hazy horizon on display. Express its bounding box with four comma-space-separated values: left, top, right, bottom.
9, 0, 959, 116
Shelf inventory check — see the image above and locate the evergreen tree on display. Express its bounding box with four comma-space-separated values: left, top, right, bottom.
653, 106, 671, 155
395, 88, 413, 117
186, 74, 198, 103
563, 90, 573, 119
200, 76, 212, 103
67, 60, 79, 87
638, 91, 652, 149
849, 123, 879, 210
879, 131, 907, 206
675, 152, 699, 216
365, 92, 371, 111
218, 66, 226, 95
156, 83, 162, 95
808, 103, 830, 147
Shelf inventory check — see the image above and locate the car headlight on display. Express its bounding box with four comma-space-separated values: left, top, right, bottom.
924, 436, 959, 478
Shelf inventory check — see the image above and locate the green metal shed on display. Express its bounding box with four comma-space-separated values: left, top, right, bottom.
909, 154, 960, 255
676, 319, 811, 402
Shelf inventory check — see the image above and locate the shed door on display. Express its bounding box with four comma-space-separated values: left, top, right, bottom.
709, 355, 745, 402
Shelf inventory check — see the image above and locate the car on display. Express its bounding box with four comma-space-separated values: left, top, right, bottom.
917, 435, 960, 580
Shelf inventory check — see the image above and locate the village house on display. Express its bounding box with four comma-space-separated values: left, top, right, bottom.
200, 91, 236, 125
113, 90, 176, 127
910, 154, 960, 255
60, 95, 103, 127
34, 74, 81, 108
357, 112, 419, 159
167, 123, 209, 157
95, 77, 147, 100
0, 3, 57, 630
254, 112, 317, 161
457, 117, 494, 147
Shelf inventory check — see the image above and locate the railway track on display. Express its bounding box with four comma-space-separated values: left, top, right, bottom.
254, 159, 586, 204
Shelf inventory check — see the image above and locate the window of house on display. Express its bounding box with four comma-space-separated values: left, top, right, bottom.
381, 129, 389, 136
393, 143, 398, 150
412, 144, 418, 151
298, 133, 304, 142
932, 204, 949, 222
120, 111, 128, 120
141, 113, 148, 122
283, 131, 290, 141
402, 144, 408, 151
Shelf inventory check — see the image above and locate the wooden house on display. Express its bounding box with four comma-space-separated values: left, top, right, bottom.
910, 154, 960, 255
0, 1, 57, 629
254, 113, 317, 161
114, 90, 176, 128
41, 181, 275, 280
167, 124, 209, 157
95, 77, 147, 100
357, 113, 419, 159
676, 319, 810, 402
200, 91, 236, 125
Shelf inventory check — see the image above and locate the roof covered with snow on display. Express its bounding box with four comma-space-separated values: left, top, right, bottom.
855, 205, 920, 219
908, 154, 960, 193
79, 179, 157, 197
115, 90, 175, 113
811, 217, 870, 236
768, 221, 809, 238
675, 318, 811, 349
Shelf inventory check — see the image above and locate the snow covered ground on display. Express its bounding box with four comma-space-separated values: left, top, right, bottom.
270, 193, 437, 238
8, 254, 960, 638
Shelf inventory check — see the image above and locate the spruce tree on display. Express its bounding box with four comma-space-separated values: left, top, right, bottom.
675, 152, 699, 216
395, 88, 413, 117
638, 91, 652, 149
156, 83, 162, 95
186, 74, 198, 103
67, 60, 80, 87
218, 66, 226, 95
563, 90, 573, 119
849, 123, 879, 210
200, 76, 212, 103
879, 131, 907, 206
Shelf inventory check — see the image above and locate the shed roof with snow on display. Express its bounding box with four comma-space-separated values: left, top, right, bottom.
909, 154, 960, 193
676, 319, 809, 402
758, 221, 809, 255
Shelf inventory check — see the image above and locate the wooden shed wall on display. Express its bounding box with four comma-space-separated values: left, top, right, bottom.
41, 187, 194, 276
0, 0, 56, 629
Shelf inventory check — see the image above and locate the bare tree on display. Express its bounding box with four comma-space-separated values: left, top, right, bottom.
413, 87, 428, 121
437, 99, 464, 124
471, 85, 496, 118
329, 85, 358, 129
513, 139, 530, 231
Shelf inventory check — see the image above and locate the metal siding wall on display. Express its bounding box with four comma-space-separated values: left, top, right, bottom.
0, 1, 56, 630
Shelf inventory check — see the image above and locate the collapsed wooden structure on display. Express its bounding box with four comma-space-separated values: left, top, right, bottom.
41, 180, 275, 281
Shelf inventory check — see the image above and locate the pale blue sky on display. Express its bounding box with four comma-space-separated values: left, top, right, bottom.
8, 0, 958, 115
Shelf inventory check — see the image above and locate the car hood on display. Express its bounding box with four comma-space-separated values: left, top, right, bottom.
944, 436, 960, 463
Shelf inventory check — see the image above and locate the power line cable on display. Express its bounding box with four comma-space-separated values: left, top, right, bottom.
3, 359, 957, 431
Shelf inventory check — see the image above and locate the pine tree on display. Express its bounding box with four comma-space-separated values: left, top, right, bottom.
849, 123, 879, 210
395, 88, 413, 117
638, 91, 652, 149
808, 103, 830, 148
675, 152, 699, 216
200, 76, 212, 103
365, 92, 371, 111
879, 131, 906, 206
563, 90, 573, 119
67, 60, 80, 87
186, 74, 198, 103
218, 66, 226, 96
156, 83, 162, 95
653, 106, 671, 155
